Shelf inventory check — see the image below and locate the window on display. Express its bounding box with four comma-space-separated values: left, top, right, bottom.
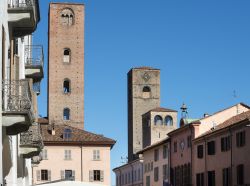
93, 149, 100, 160
61, 8, 74, 26
174, 141, 177, 152
138, 168, 141, 181
64, 150, 71, 160
236, 131, 245, 147
63, 108, 70, 120
207, 141, 215, 155
196, 173, 204, 186
165, 116, 173, 126
222, 168, 231, 186
65, 170, 75, 180
187, 135, 191, 148
150, 162, 153, 171
94, 170, 101, 181
221, 136, 231, 152
207, 171, 215, 186
197, 145, 203, 159
42, 149, 48, 160
40, 169, 51, 181
154, 167, 159, 182
63, 128, 72, 140
146, 176, 150, 186
163, 164, 168, 180
237, 164, 244, 185
163, 145, 168, 159
63, 48, 71, 63
142, 86, 151, 98
154, 115, 163, 125
154, 149, 159, 161
63, 79, 70, 93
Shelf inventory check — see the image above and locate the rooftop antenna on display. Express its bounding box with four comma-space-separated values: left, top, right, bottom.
233, 90, 239, 114
180, 103, 188, 119
120, 156, 128, 164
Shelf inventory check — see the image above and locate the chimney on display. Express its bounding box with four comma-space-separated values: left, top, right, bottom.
204, 113, 210, 118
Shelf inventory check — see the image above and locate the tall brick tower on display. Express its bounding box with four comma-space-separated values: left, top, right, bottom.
48, 3, 84, 129
127, 67, 160, 161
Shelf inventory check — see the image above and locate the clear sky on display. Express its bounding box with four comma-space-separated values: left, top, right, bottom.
33, 0, 250, 185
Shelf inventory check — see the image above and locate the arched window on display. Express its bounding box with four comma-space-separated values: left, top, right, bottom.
154, 115, 163, 125
63, 128, 72, 140
63, 48, 71, 63
60, 8, 74, 26
63, 108, 70, 120
142, 86, 151, 98
63, 79, 70, 93
165, 116, 173, 126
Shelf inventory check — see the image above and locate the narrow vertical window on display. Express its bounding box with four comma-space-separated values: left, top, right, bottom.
142, 86, 151, 98
63, 48, 71, 63
63, 79, 70, 93
63, 108, 70, 120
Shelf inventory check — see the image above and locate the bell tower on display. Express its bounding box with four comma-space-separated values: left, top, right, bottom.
48, 3, 84, 129
127, 67, 160, 162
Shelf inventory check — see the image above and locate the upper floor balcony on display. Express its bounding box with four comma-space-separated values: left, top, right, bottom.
20, 123, 44, 158
2, 80, 35, 135
8, 0, 40, 37
24, 45, 44, 94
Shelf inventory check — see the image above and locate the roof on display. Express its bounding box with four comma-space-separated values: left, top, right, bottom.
113, 158, 142, 171
148, 107, 177, 113
38, 117, 49, 124
195, 110, 250, 140
40, 124, 116, 147
137, 137, 169, 154
36, 181, 107, 186
50, 2, 85, 6
131, 66, 159, 71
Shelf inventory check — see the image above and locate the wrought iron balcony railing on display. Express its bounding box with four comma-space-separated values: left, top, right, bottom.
8, 0, 33, 9
2, 80, 33, 113
25, 45, 44, 67
20, 123, 44, 158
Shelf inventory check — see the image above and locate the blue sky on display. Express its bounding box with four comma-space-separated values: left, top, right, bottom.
33, 0, 250, 185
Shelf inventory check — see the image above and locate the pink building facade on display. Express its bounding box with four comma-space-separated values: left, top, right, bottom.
169, 103, 249, 186
193, 110, 250, 186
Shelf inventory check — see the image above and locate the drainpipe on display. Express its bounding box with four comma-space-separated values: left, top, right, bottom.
130, 163, 134, 186
229, 127, 233, 186
204, 137, 207, 186
81, 142, 83, 182
188, 125, 193, 185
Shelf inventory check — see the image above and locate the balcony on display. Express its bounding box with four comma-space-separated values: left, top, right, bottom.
8, 0, 40, 37
20, 123, 43, 158
31, 153, 42, 166
2, 80, 35, 135
25, 45, 44, 87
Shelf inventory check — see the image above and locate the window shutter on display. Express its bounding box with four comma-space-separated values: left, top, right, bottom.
89, 170, 93, 182
48, 170, 51, 181
36, 170, 41, 181
72, 170, 75, 180
100, 170, 104, 182
61, 170, 65, 180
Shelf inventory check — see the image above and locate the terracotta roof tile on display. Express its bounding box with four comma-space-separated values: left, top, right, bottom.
149, 107, 177, 112
40, 124, 116, 147
132, 66, 159, 70
196, 110, 250, 140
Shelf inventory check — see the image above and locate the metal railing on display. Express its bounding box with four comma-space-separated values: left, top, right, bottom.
33, 81, 40, 94
8, 0, 33, 8
20, 123, 43, 148
2, 80, 33, 113
24, 45, 44, 67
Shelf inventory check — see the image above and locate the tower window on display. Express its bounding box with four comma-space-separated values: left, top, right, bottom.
142, 86, 151, 98
165, 116, 173, 126
63, 48, 71, 63
63, 79, 70, 93
154, 115, 163, 125
61, 8, 74, 26
63, 108, 70, 120
63, 128, 72, 140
